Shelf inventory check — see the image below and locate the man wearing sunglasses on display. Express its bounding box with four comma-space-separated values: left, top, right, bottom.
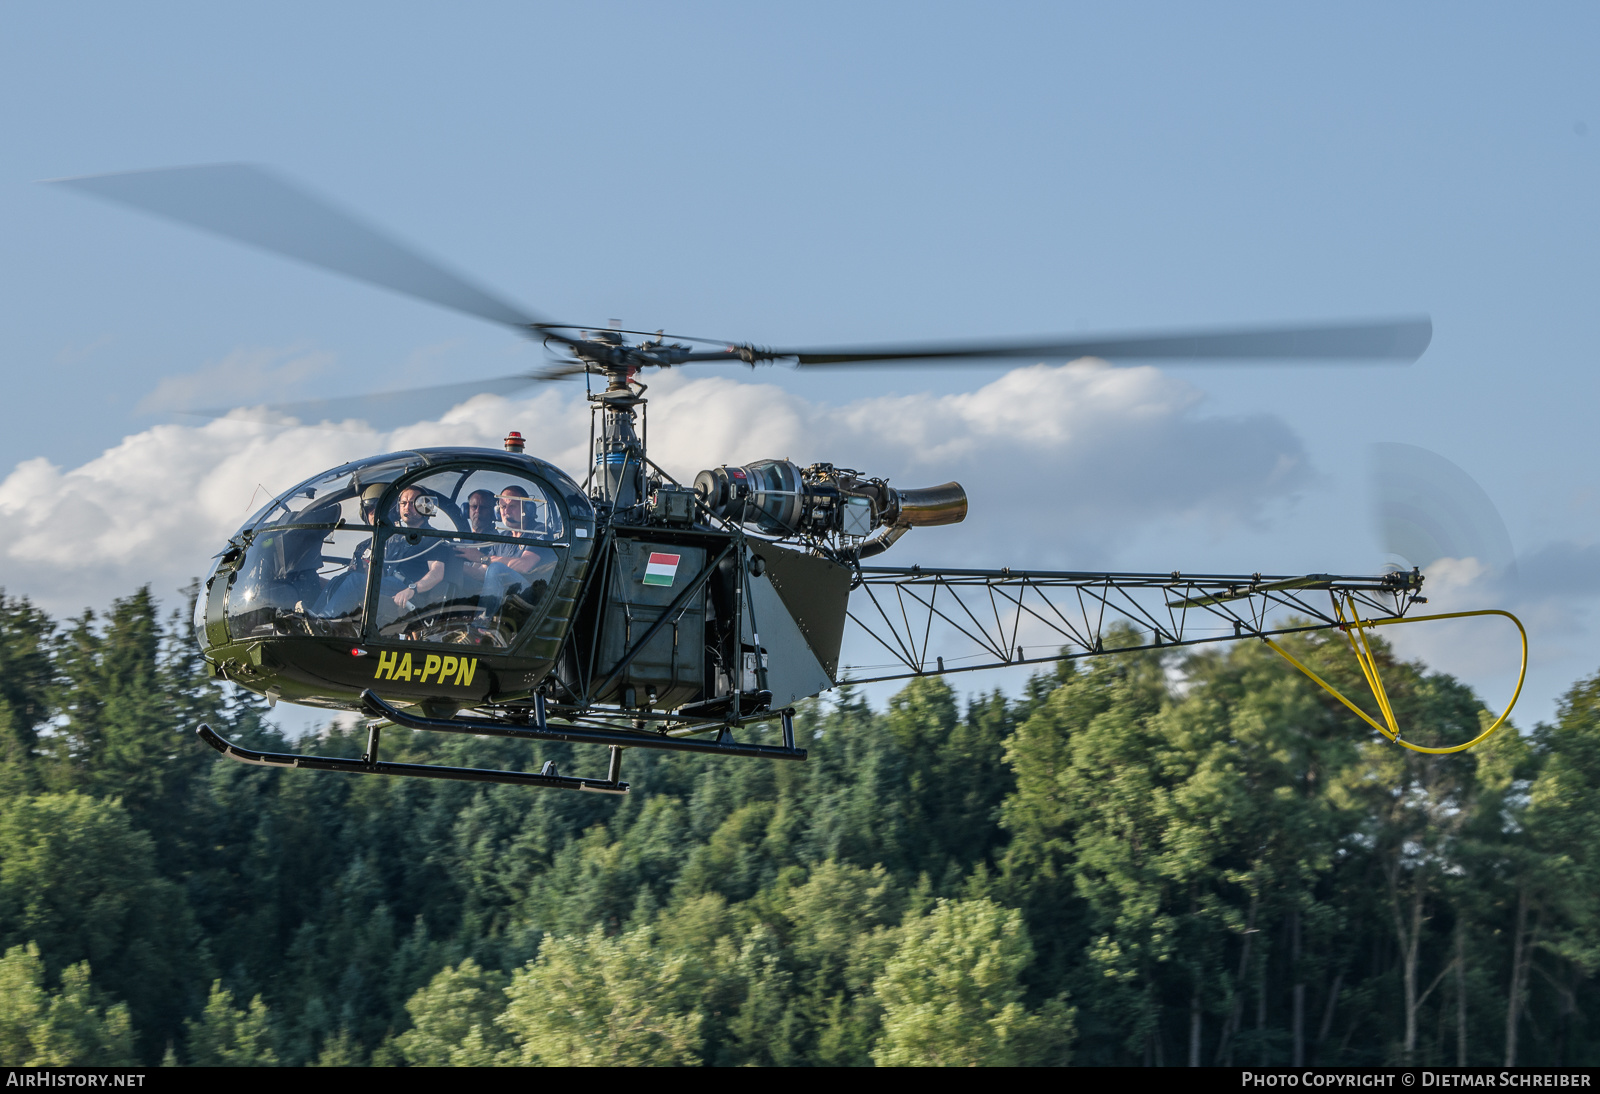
475, 486, 556, 633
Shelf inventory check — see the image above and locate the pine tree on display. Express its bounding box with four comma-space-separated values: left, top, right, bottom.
184, 982, 278, 1066
873, 897, 1073, 1066
0, 945, 135, 1066
500, 925, 705, 1066
393, 958, 510, 1066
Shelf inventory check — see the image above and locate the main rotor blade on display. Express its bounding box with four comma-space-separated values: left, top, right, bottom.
187, 373, 544, 428
779, 316, 1432, 366
50, 164, 550, 332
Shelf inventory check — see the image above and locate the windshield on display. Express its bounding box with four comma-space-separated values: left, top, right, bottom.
401, 467, 567, 541
225, 461, 571, 648
366, 467, 567, 644
234, 454, 425, 536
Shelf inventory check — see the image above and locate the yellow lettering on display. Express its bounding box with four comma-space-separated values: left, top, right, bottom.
373, 650, 398, 681
440, 656, 459, 682
420, 654, 442, 684
454, 657, 478, 688
396, 652, 414, 681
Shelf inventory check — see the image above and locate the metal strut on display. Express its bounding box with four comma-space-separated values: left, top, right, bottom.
191, 683, 809, 793
841, 565, 1525, 751
843, 566, 1426, 682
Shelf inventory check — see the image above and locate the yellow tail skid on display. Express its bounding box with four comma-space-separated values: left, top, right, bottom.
1263, 596, 1527, 754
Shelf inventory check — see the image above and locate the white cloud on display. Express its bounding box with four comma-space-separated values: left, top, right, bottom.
0, 360, 1311, 617
647, 362, 1312, 567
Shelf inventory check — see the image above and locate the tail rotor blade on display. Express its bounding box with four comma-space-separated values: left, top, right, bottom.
1367, 442, 1516, 576
49, 164, 551, 332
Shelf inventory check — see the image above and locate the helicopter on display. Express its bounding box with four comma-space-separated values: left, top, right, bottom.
49, 164, 1521, 793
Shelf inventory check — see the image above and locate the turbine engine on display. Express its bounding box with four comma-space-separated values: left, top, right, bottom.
692, 459, 966, 556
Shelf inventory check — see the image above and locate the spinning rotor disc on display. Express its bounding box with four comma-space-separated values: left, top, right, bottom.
50, 163, 1432, 424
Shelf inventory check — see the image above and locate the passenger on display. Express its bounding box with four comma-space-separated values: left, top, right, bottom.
465, 490, 496, 535
456, 489, 498, 584
360, 483, 385, 521
477, 486, 556, 627
277, 501, 340, 613
350, 484, 386, 566
382, 485, 448, 617
490, 487, 543, 570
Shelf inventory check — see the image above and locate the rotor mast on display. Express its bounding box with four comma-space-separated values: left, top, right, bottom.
578, 332, 650, 511
567, 329, 759, 511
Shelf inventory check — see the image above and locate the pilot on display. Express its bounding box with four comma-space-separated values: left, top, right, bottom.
350, 484, 385, 564
383, 485, 448, 615
307, 483, 388, 627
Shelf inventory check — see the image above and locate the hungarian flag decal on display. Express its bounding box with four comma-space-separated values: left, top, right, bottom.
643, 552, 681, 587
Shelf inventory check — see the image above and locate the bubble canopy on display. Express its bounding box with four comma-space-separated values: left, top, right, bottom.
223, 449, 594, 650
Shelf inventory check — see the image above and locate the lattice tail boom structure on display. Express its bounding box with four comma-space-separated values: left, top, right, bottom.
843, 564, 1526, 755
844, 566, 1427, 682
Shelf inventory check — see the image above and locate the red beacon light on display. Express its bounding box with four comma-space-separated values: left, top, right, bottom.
504, 431, 525, 454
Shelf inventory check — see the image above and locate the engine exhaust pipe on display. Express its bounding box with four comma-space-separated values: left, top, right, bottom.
856, 482, 967, 559
889, 482, 967, 527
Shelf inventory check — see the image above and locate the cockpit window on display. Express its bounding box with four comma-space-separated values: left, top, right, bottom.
225, 461, 570, 649
405, 469, 565, 541
227, 527, 374, 640
368, 468, 566, 645
237, 454, 424, 535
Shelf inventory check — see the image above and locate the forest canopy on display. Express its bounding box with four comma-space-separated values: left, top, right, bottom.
0, 585, 1595, 1067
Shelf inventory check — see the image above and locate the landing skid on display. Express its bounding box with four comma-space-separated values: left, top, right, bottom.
196, 723, 629, 793
196, 690, 807, 793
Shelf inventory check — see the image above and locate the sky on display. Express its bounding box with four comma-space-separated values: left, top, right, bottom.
2, 3, 1597, 731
